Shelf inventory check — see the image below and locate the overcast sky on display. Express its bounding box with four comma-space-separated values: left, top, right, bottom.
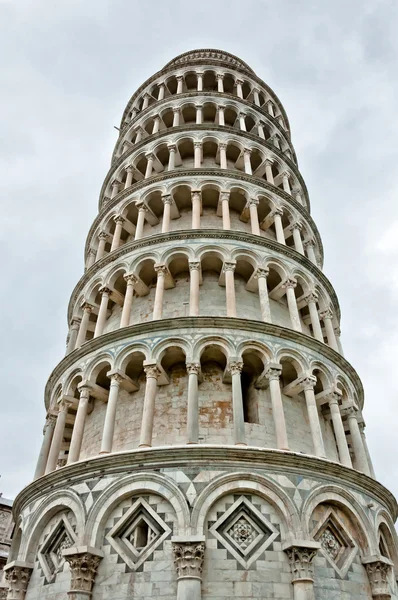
1, 0, 397, 502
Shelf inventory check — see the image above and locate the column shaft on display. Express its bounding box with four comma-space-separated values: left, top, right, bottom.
224, 266, 237, 317
329, 398, 352, 467
139, 367, 159, 447
248, 201, 260, 235
274, 212, 285, 244
75, 305, 91, 348
45, 403, 69, 473
303, 383, 326, 458
307, 298, 323, 342
268, 373, 289, 450
257, 272, 271, 322
189, 263, 200, 316
120, 277, 135, 328
292, 226, 304, 254
230, 364, 245, 445
194, 143, 202, 168
34, 416, 56, 479
162, 196, 172, 233
94, 288, 110, 338
153, 267, 166, 320
100, 376, 121, 454
67, 389, 90, 464
192, 192, 201, 228
110, 218, 124, 252
285, 283, 302, 332
186, 365, 200, 443
221, 193, 230, 229
135, 207, 146, 240
347, 411, 370, 474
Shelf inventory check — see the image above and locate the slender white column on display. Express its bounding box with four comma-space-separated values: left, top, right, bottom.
292, 187, 303, 204
66, 318, 81, 354
247, 198, 260, 235
130, 107, 138, 119
194, 142, 202, 168
153, 265, 167, 320
220, 191, 231, 230
223, 262, 237, 317
265, 159, 274, 184
216, 73, 224, 92
191, 190, 201, 228
277, 115, 285, 128
345, 406, 370, 474
161, 194, 172, 233
282, 171, 291, 194
359, 423, 376, 478
94, 287, 110, 338
135, 127, 143, 143
139, 365, 160, 447
189, 261, 200, 316
283, 278, 302, 332
243, 148, 252, 174
253, 88, 260, 106
34, 414, 56, 479
152, 116, 161, 134
304, 239, 317, 265
235, 78, 243, 99
302, 376, 326, 458
272, 134, 281, 148
172, 107, 180, 127
265, 364, 289, 450
157, 82, 165, 100
135, 204, 147, 240
305, 293, 323, 342
86, 249, 96, 269
267, 100, 275, 116
217, 105, 225, 126
100, 374, 123, 454
144, 153, 155, 178
45, 400, 71, 474
320, 310, 339, 351
195, 104, 203, 124
173, 540, 206, 600
290, 222, 305, 254
168, 144, 176, 170
111, 179, 120, 198
75, 303, 93, 348
68, 386, 90, 464
176, 75, 183, 94
219, 142, 227, 169
257, 121, 265, 139
186, 363, 200, 443
110, 216, 125, 252
124, 165, 134, 189
197, 72, 203, 91
95, 231, 109, 261
255, 268, 271, 322
229, 361, 246, 445
285, 545, 319, 600
142, 93, 150, 109
120, 274, 136, 328
239, 112, 247, 131
328, 392, 352, 467
273, 208, 285, 244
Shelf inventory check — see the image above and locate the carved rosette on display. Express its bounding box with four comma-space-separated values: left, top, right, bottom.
64, 552, 102, 595
365, 560, 392, 599
4, 565, 32, 600
172, 542, 206, 580
285, 546, 318, 582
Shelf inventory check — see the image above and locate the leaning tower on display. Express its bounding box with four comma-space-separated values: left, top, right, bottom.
4, 49, 398, 600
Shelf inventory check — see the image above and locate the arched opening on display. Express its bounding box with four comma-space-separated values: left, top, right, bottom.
164, 254, 190, 318
200, 252, 224, 316
203, 71, 216, 91
202, 103, 217, 123
241, 349, 264, 424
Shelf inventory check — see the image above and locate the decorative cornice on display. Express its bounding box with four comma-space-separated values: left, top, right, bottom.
48, 317, 359, 410
164, 49, 255, 74
12, 445, 397, 523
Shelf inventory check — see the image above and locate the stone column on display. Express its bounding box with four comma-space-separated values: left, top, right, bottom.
186, 363, 200, 444
142, 93, 150, 109
124, 165, 134, 189
189, 261, 200, 316
223, 262, 237, 317
328, 391, 352, 467
219, 143, 227, 169
152, 116, 161, 134
139, 365, 160, 447
217, 105, 225, 126
255, 268, 271, 323
111, 179, 120, 199
216, 73, 224, 92
66, 318, 81, 354
257, 121, 265, 139
195, 104, 203, 125
194, 142, 202, 168
235, 78, 244, 99
135, 203, 147, 240
4, 563, 33, 600
86, 249, 96, 270
282, 171, 291, 194
197, 72, 203, 91
67, 386, 90, 464
334, 326, 344, 356
220, 191, 231, 230
110, 216, 125, 252
120, 274, 136, 328
292, 187, 302, 204
320, 310, 339, 351
135, 127, 143, 143
172, 540, 206, 600
94, 287, 110, 338
172, 107, 180, 127
243, 148, 252, 175
34, 414, 56, 479
253, 88, 260, 106
265, 364, 289, 450
302, 376, 326, 458
95, 231, 108, 261
168, 144, 177, 170
267, 100, 275, 116
153, 265, 167, 320
345, 406, 370, 475
283, 278, 302, 332
273, 208, 285, 244
239, 112, 247, 131
305, 293, 323, 342
290, 222, 305, 254
63, 548, 103, 600
157, 82, 165, 100
75, 303, 93, 348
265, 159, 274, 184
360, 423, 376, 478
176, 75, 183, 94
100, 374, 122, 454
162, 194, 172, 233
45, 399, 71, 474
144, 153, 155, 178
304, 239, 317, 265
364, 558, 393, 600
247, 198, 260, 235
284, 544, 319, 600
229, 361, 246, 445
191, 191, 201, 228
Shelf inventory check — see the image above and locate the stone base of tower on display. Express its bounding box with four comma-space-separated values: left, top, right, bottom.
7, 447, 398, 600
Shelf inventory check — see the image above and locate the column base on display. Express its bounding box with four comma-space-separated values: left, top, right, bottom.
235, 442, 247, 446
139, 444, 152, 448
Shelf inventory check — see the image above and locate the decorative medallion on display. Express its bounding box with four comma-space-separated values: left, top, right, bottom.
312, 508, 357, 578
38, 514, 77, 583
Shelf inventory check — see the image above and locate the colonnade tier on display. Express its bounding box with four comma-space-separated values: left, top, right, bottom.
100, 127, 308, 210
37, 318, 369, 481
113, 93, 295, 163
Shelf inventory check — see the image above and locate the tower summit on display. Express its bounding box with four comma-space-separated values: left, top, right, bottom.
4, 49, 398, 600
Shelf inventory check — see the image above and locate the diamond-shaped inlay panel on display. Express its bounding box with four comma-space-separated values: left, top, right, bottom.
38, 514, 77, 583
107, 498, 171, 570
312, 507, 358, 578
209, 496, 279, 568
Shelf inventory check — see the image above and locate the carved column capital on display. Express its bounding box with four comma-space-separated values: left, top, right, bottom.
265, 363, 282, 381
282, 277, 297, 290
161, 193, 173, 205
63, 548, 103, 596
301, 375, 317, 391
304, 237, 316, 248
243, 147, 252, 156
220, 190, 230, 201
304, 292, 319, 305
284, 544, 318, 582
154, 264, 167, 277
113, 214, 125, 225
229, 361, 243, 375
144, 364, 160, 380
289, 220, 302, 231
222, 261, 236, 273
123, 273, 138, 286
364, 558, 393, 599
319, 308, 333, 321
216, 73, 224, 80
99, 286, 111, 296
172, 541, 206, 580
254, 267, 269, 279
98, 231, 109, 241
193, 141, 202, 149
189, 261, 201, 271
81, 302, 93, 313
247, 197, 259, 207
186, 362, 200, 376
4, 562, 33, 600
